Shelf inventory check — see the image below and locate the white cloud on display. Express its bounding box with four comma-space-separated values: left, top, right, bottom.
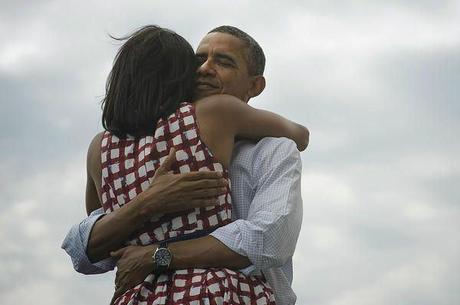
0, 42, 40, 71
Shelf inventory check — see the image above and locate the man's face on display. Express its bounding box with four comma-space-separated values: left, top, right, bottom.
194, 32, 254, 102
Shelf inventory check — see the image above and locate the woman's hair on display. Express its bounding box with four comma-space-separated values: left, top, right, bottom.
101, 25, 197, 138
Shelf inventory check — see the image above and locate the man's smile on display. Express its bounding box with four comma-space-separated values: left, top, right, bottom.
196, 80, 219, 90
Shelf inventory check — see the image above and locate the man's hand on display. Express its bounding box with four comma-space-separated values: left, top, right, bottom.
110, 238, 251, 302
136, 148, 229, 217
111, 245, 156, 301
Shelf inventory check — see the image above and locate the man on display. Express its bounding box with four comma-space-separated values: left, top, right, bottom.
62, 25, 305, 305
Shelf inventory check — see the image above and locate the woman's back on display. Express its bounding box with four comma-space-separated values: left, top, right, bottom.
101, 102, 232, 245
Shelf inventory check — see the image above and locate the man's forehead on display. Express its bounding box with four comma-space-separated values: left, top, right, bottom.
196, 32, 247, 58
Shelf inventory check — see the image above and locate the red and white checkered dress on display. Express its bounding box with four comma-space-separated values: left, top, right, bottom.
101, 102, 276, 305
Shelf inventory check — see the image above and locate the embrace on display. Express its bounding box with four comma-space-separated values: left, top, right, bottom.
62, 25, 309, 305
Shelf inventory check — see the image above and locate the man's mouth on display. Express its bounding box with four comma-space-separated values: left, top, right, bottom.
196, 81, 218, 90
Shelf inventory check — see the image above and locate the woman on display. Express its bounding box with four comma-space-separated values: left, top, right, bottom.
86, 25, 308, 305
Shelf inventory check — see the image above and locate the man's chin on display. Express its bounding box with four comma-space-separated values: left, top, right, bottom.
193, 89, 219, 100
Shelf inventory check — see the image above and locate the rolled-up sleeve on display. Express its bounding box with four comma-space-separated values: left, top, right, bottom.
61, 208, 116, 274
211, 139, 303, 273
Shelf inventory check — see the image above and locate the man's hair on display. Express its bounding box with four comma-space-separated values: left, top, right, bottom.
208, 25, 265, 76
102, 25, 197, 138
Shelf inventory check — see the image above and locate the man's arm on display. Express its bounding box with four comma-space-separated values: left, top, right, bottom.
86, 144, 230, 262
113, 138, 302, 291
169, 139, 302, 271
62, 149, 229, 273
211, 138, 303, 271
62, 170, 228, 273
61, 208, 117, 274
110, 234, 251, 300
87, 173, 228, 261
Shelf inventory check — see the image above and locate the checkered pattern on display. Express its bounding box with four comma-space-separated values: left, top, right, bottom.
101, 102, 232, 245
114, 268, 275, 305
101, 102, 275, 304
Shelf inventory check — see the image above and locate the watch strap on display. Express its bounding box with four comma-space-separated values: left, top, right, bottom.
153, 241, 170, 275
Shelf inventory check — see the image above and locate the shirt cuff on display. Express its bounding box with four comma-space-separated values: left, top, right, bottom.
210, 219, 264, 275
239, 264, 256, 276
61, 209, 116, 274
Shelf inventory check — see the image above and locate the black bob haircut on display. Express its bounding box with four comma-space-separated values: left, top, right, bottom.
208, 25, 265, 76
101, 25, 197, 138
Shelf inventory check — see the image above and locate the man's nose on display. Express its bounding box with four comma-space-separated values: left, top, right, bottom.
197, 59, 216, 76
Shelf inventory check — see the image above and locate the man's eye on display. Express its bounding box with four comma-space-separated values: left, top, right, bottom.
219, 61, 232, 67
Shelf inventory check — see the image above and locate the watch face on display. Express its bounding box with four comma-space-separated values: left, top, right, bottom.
155, 248, 172, 267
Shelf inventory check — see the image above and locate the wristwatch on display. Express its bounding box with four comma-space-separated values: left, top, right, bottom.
152, 241, 172, 274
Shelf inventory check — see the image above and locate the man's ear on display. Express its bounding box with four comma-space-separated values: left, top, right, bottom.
248, 75, 266, 99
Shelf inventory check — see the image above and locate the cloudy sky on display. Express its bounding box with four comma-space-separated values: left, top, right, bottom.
1, 1, 459, 304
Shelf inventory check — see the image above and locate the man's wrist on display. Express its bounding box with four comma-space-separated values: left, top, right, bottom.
166, 236, 250, 270
132, 193, 159, 222
152, 242, 173, 274
142, 244, 157, 271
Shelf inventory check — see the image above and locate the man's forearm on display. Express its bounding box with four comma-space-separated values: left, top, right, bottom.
87, 196, 149, 262
111, 236, 251, 299
169, 235, 251, 270
87, 172, 228, 262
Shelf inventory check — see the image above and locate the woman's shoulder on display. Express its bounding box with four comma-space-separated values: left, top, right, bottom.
87, 131, 104, 162
86, 131, 104, 177
88, 132, 104, 152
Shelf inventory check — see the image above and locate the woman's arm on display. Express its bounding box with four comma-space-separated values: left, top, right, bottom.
200, 95, 309, 151
86, 132, 104, 214
85, 132, 142, 262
